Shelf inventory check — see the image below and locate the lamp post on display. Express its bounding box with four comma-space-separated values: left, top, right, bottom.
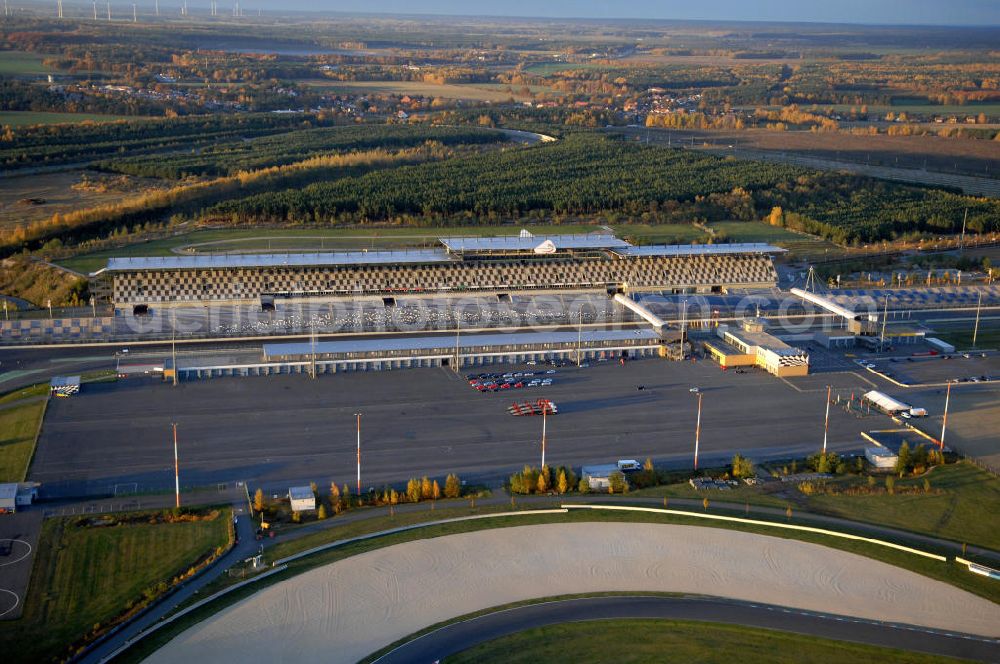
940, 381, 952, 450
541, 405, 547, 468
693, 391, 703, 470
355, 413, 361, 496
172, 423, 180, 508
972, 290, 982, 348
822, 385, 831, 454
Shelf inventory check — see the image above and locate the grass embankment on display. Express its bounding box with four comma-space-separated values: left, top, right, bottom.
0, 255, 87, 307
805, 462, 1000, 551
116, 500, 1000, 664
629, 480, 791, 509
1, 507, 232, 664
443, 619, 964, 664
0, 397, 46, 482
635, 460, 1000, 551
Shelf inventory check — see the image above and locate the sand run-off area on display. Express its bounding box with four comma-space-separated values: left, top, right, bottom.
146, 523, 1000, 664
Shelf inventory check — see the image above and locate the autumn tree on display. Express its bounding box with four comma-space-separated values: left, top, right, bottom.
407, 478, 422, 503
329, 483, 342, 514
253, 488, 265, 512
421, 476, 433, 500
608, 471, 626, 494
557, 469, 569, 494
432, 480, 442, 500
444, 473, 461, 498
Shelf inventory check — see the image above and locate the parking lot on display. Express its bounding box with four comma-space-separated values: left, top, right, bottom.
30, 358, 877, 499
866, 352, 1000, 386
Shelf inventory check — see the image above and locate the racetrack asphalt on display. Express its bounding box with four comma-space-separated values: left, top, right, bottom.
371, 595, 1000, 663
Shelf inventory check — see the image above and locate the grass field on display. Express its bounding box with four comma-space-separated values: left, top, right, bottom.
0, 507, 231, 663
0, 51, 53, 76
805, 462, 1000, 551
708, 221, 847, 260
0, 398, 46, 482
629, 481, 792, 509
302, 79, 517, 102
0, 111, 142, 127
444, 619, 962, 663
56, 223, 621, 272
935, 327, 1000, 350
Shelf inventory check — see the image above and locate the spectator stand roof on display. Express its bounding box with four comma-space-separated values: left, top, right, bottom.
613, 243, 786, 257
96, 249, 453, 274
439, 234, 629, 254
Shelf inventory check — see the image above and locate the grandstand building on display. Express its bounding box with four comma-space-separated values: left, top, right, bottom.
90, 233, 783, 308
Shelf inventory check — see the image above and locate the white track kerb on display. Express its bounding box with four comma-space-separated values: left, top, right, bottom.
560, 505, 949, 561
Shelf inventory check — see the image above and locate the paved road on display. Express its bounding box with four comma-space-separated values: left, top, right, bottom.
372, 595, 1000, 663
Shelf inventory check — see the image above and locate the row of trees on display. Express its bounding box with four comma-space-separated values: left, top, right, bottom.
98, 125, 505, 179
253, 473, 464, 521
211, 133, 999, 243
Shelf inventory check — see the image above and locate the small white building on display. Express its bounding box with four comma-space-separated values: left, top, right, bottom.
0, 483, 37, 514
581, 464, 619, 490
865, 446, 898, 471
288, 486, 316, 512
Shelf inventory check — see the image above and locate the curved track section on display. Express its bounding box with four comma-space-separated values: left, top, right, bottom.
145, 523, 1000, 664
373, 596, 1000, 663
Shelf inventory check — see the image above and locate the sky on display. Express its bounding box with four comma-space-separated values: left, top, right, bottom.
275, 0, 999, 26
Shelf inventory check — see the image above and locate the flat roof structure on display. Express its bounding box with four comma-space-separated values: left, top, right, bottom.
439, 234, 628, 253
96, 249, 452, 274
264, 328, 661, 359
50, 376, 81, 388
613, 243, 785, 257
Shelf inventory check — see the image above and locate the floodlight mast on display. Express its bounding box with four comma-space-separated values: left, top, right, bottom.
541, 406, 547, 468
173, 423, 180, 508
822, 385, 831, 454
693, 391, 702, 470
355, 413, 361, 496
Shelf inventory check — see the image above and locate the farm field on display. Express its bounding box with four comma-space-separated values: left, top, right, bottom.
302, 80, 518, 102
616, 126, 1000, 180
0, 171, 165, 230
0, 111, 141, 127
0, 51, 53, 76
0, 508, 231, 663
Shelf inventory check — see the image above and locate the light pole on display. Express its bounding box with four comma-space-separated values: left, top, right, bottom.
172, 423, 180, 508
693, 391, 703, 470
972, 290, 982, 348
939, 381, 952, 450
541, 405, 547, 468
355, 413, 361, 496
822, 385, 831, 454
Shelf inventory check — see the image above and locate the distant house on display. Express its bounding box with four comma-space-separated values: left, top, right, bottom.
288, 486, 316, 512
